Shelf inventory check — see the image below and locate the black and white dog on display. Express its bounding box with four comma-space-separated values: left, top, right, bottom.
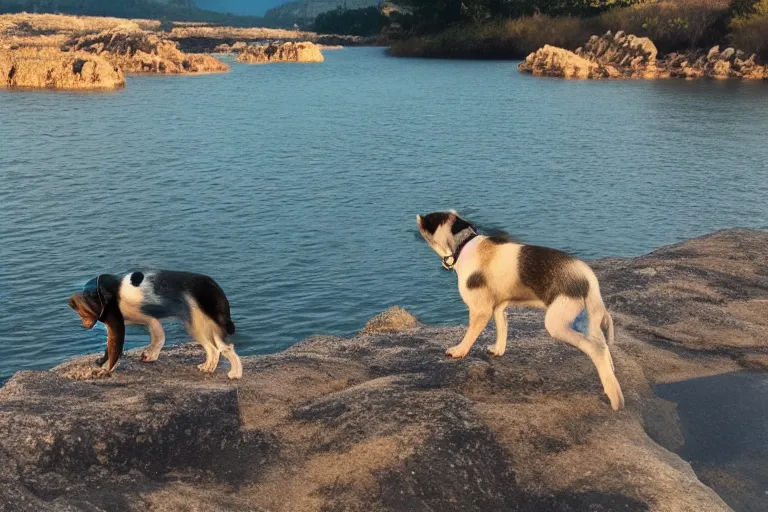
416, 211, 624, 410
69, 270, 242, 379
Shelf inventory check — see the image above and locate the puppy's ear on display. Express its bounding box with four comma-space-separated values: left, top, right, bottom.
416, 214, 423, 228
93, 274, 120, 310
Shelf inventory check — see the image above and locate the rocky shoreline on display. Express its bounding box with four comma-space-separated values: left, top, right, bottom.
519, 31, 768, 80
1, 228, 767, 510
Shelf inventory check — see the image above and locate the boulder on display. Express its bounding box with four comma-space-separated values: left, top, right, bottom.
520, 32, 658, 79
2, 229, 767, 510
518, 44, 603, 79
361, 305, 421, 334
237, 41, 324, 64
0, 46, 124, 90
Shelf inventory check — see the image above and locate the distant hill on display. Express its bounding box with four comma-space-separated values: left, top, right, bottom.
0, 0, 271, 26
195, 0, 286, 17
264, 0, 378, 26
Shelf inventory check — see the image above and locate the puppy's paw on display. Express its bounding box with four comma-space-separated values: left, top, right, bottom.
141, 351, 159, 363
445, 345, 468, 359
227, 369, 242, 380
94, 368, 111, 379
487, 345, 505, 357
95, 355, 107, 366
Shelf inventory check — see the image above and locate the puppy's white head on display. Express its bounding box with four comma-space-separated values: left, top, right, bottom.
416, 211, 476, 268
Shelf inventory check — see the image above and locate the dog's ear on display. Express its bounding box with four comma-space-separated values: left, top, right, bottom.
451, 216, 474, 235
69, 292, 101, 329
416, 215, 423, 228
91, 274, 120, 311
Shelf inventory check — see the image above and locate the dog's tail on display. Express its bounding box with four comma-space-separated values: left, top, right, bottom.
579, 262, 615, 344
225, 319, 236, 335
601, 311, 615, 344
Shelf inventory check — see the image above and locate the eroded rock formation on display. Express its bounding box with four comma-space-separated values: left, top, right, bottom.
68, 28, 228, 74
237, 41, 324, 64
0, 46, 124, 90
2, 229, 767, 510
519, 31, 768, 80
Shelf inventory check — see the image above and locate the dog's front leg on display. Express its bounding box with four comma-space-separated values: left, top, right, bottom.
446, 308, 492, 358
141, 319, 166, 362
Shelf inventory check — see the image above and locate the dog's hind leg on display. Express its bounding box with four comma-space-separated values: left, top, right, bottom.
213, 332, 242, 379
140, 318, 166, 362
487, 302, 509, 357
545, 296, 625, 411
193, 332, 218, 373
185, 303, 220, 374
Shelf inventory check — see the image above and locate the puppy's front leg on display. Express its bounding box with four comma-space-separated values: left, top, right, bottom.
141, 319, 166, 362
95, 348, 109, 367
101, 308, 125, 374
446, 308, 492, 358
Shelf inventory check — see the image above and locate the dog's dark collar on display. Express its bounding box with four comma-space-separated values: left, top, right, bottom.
442, 233, 478, 271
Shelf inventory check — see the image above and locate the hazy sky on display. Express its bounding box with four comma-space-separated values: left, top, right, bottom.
196, 0, 290, 16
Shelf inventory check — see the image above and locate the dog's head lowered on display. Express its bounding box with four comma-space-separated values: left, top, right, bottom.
416, 211, 476, 263
68, 274, 119, 329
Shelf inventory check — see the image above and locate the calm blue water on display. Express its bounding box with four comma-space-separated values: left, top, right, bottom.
1, 48, 768, 381
657, 372, 768, 511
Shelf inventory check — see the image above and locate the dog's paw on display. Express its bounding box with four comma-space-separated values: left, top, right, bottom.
487, 345, 505, 357
445, 345, 468, 359
95, 355, 108, 366
197, 363, 215, 373
227, 369, 242, 380
141, 351, 159, 363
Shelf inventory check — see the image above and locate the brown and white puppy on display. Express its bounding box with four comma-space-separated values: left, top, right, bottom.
69, 271, 242, 379
416, 211, 624, 410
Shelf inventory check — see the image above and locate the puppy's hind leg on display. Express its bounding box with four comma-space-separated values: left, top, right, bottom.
141, 318, 166, 362
214, 332, 242, 379
545, 296, 625, 411
487, 302, 509, 357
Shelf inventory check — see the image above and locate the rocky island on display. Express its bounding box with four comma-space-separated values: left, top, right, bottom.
0, 46, 124, 90
0, 13, 357, 89
519, 31, 768, 80
67, 28, 229, 74
237, 41, 325, 64
1, 229, 766, 510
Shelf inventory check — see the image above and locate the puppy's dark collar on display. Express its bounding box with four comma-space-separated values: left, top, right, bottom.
442, 234, 477, 271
